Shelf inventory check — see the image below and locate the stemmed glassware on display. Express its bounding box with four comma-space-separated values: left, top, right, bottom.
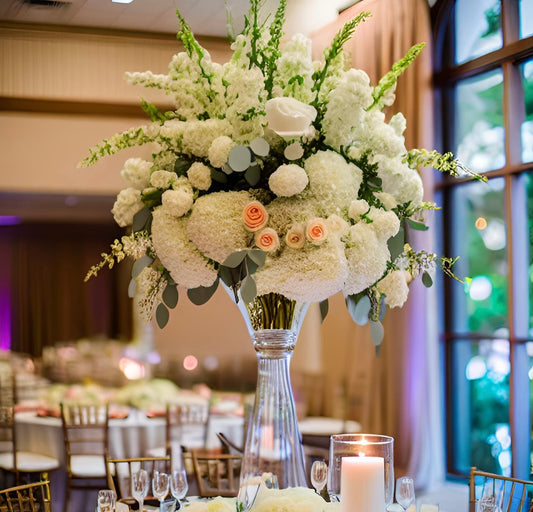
395, 476, 416, 511
310, 460, 328, 495
131, 469, 149, 512
152, 471, 170, 512
170, 469, 188, 508
97, 490, 116, 512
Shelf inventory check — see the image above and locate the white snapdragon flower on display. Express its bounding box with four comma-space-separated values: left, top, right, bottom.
208, 136, 235, 168
187, 162, 212, 191
111, 188, 144, 227
120, 157, 152, 190
265, 97, 317, 139
373, 155, 424, 206
268, 164, 308, 197
150, 170, 175, 189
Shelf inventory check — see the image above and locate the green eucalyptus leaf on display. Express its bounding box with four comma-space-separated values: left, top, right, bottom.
245, 164, 261, 186
174, 158, 192, 175
319, 299, 329, 323
370, 320, 384, 346
228, 146, 252, 172
162, 284, 179, 309
240, 275, 257, 304
211, 168, 228, 184
187, 279, 219, 305
249, 137, 270, 157
387, 225, 405, 261
223, 251, 247, 268
407, 218, 429, 231
247, 250, 266, 267
132, 208, 151, 232
156, 303, 170, 328
346, 295, 371, 326
422, 271, 433, 287
218, 266, 234, 287
132, 254, 154, 278
379, 294, 387, 322
127, 278, 136, 298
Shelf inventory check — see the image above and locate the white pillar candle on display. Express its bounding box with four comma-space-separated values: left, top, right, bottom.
341, 456, 385, 512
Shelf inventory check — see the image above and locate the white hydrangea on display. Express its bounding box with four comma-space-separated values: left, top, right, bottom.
151, 207, 218, 288
120, 157, 152, 190
305, 150, 362, 216
373, 155, 424, 206
181, 119, 233, 158
187, 191, 252, 263
268, 164, 308, 197
343, 222, 391, 296
187, 162, 212, 190
326, 214, 349, 237
161, 189, 193, 217
150, 170, 175, 189
254, 235, 348, 302
208, 136, 235, 168
377, 270, 410, 308
111, 188, 144, 227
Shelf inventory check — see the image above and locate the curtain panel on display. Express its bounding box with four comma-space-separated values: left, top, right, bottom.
311, 0, 443, 489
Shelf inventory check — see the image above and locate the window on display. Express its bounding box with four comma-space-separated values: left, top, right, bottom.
432, 0, 533, 478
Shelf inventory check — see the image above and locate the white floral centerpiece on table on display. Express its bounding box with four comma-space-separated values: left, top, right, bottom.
82, 0, 482, 343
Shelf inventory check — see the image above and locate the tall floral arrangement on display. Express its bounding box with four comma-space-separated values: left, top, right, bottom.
82, 0, 481, 345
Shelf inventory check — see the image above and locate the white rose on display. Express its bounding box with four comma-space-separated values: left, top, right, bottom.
265, 97, 317, 139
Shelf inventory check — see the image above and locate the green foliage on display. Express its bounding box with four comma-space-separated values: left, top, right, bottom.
368, 43, 425, 111
311, 12, 371, 115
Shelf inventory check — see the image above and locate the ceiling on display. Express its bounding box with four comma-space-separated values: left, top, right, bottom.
0, 0, 323, 38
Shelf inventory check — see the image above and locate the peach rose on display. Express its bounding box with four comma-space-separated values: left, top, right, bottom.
243, 201, 268, 232
285, 224, 306, 249
306, 218, 328, 245
255, 228, 280, 252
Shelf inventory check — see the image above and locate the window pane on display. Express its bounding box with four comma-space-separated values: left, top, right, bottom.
455, 69, 505, 172
450, 338, 510, 475
450, 178, 508, 334
520, 0, 533, 39
455, 0, 502, 64
522, 60, 533, 163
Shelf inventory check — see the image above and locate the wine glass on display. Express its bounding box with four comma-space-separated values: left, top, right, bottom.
170, 469, 188, 508
132, 469, 149, 512
310, 460, 328, 495
395, 476, 415, 510
97, 489, 116, 512
152, 471, 170, 512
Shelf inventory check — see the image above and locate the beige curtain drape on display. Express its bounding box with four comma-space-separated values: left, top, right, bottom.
312, 0, 444, 488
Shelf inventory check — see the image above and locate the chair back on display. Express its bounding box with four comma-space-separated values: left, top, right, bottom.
469, 467, 533, 512
191, 451, 241, 497
0, 479, 51, 512
165, 403, 209, 454
60, 403, 109, 471
0, 406, 16, 469
106, 456, 171, 501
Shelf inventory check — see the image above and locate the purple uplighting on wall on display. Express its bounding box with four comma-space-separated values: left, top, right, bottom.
0, 237, 11, 350
0, 216, 21, 226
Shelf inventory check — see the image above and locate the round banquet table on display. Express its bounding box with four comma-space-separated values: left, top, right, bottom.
15, 409, 244, 512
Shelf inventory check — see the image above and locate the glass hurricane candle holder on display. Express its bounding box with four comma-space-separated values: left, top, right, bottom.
327, 433, 394, 512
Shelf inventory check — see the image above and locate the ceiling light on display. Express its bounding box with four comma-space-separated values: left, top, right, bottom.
112, 0, 134, 4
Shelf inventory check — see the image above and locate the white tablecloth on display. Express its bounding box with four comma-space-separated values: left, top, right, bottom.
15, 409, 244, 462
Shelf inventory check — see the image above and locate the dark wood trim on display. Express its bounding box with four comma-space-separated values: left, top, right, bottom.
0, 97, 174, 118
434, 35, 533, 85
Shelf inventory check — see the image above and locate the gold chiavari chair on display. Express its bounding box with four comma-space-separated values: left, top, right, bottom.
105, 456, 171, 505
469, 467, 533, 512
60, 403, 109, 512
190, 451, 241, 498
0, 479, 51, 512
